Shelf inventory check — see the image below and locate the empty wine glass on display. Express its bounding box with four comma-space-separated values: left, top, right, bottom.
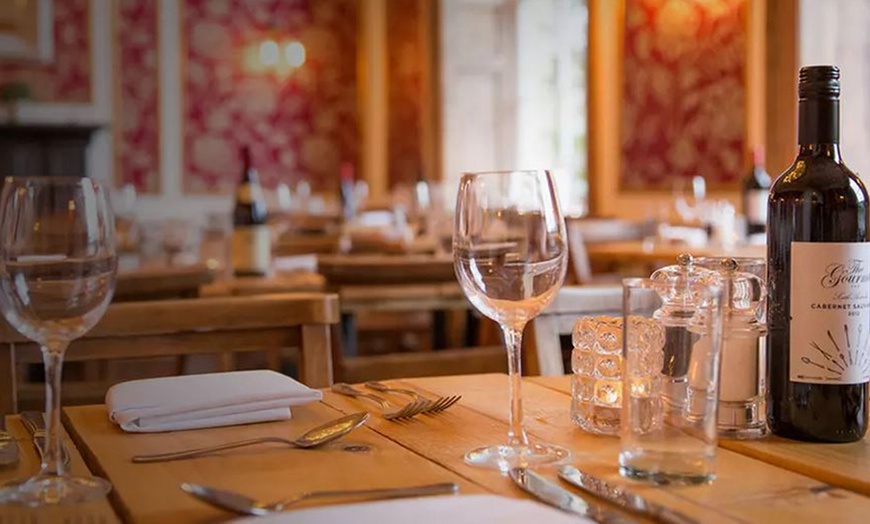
453, 170, 569, 471
0, 177, 117, 505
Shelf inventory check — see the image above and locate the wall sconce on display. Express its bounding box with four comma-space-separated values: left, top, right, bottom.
247, 38, 306, 77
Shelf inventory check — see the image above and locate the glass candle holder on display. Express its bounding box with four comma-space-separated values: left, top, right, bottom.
571, 316, 624, 435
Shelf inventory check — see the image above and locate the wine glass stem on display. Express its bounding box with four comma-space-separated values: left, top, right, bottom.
41, 342, 68, 477
503, 325, 529, 447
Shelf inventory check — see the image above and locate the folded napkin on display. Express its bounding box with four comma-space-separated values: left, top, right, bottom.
106, 370, 322, 433
232, 495, 590, 524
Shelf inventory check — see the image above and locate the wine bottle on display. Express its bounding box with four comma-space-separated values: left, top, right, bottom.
767, 65, 870, 442
232, 146, 271, 276
339, 162, 356, 221
742, 146, 771, 238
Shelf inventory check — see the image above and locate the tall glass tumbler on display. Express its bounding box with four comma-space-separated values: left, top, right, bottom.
620, 277, 724, 484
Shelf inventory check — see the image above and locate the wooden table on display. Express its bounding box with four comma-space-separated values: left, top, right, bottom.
0, 415, 118, 522
319, 254, 466, 353
586, 241, 766, 266
114, 264, 217, 302
4, 374, 868, 522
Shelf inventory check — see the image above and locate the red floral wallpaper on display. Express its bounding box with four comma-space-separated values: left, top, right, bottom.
620, 0, 746, 191
386, 0, 424, 187
181, 0, 359, 194
0, 0, 91, 102
114, 0, 160, 193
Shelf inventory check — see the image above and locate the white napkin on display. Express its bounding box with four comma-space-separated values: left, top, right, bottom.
106, 370, 322, 433
231, 495, 591, 524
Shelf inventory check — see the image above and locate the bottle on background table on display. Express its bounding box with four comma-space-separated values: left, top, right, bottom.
232, 146, 271, 276
767, 65, 870, 443
742, 146, 771, 240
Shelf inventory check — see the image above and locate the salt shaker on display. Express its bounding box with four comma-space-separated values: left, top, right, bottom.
650, 254, 716, 419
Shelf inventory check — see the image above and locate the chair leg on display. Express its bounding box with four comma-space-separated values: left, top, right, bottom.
300, 324, 333, 388
0, 344, 18, 416
219, 352, 237, 372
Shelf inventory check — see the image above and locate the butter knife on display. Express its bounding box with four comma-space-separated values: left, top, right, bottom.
559, 466, 698, 524
0, 415, 20, 466
20, 412, 71, 467
509, 468, 632, 523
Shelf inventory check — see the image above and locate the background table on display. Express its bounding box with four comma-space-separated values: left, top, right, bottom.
23, 374, 869, 523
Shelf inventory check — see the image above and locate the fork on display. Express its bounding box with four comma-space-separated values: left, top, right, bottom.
330, 383, 429, 420
365, 381, 461, 413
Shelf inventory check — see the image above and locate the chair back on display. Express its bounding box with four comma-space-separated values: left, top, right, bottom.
0, 293, 339, 415
525, 285, 623, 375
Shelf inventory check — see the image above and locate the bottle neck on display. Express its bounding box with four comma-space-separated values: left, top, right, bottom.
798, 97, 840, 152
240, 167, 259, 185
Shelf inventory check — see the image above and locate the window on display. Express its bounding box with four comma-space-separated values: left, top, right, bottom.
800, 0, 870, 178
441, 0, 589, 214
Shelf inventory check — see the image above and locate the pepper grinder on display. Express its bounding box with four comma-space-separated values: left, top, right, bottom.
650, 253, 716, 419
711, 258, 768, 438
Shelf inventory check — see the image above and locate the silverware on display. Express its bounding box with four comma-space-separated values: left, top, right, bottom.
559, 465, 699, 524
0, 414, 19, 467
364, 381, 461, 413
132, 412, 370, 463
331, 383, 429, 420
182, 481, 460, 516
20, 411, 70, 467
510, 468, 631, 524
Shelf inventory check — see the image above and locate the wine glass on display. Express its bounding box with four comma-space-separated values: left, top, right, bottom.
453, 170, 569, 471
0, 177, 117, 505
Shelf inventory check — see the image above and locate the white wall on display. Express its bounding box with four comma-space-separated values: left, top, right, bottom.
800, 0, 870, 179
7, 0, 231, 224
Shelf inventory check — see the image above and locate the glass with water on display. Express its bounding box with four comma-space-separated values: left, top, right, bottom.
620, 277, 724, 484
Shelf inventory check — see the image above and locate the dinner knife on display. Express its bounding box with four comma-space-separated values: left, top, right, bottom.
0, 415, 19, 467
20, 411, 71, 467
509, 468, 632, 523
559, 465, 699, 524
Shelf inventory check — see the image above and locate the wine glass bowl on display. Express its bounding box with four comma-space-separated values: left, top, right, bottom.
453, 170, 569, 472
0, 176, 117, 506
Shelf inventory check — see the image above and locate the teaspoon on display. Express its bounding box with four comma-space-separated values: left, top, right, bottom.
132, 412, 369, 463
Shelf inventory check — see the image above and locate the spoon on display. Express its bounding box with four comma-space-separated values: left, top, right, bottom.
181, 481, 460, 516
132, 412, 370, 463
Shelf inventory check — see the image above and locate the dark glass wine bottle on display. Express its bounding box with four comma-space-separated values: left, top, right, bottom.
742, 146, 771, 237
232, 146, 271, 276
767, 65, 870, 442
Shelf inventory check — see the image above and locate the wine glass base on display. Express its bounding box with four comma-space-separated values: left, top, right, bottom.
464, 442, 571, 473
0, 474, 111, 506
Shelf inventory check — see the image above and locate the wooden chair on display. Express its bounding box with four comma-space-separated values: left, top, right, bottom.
0, 293, 339, 416
566, 217, 649, 284
524, 285, 624, 376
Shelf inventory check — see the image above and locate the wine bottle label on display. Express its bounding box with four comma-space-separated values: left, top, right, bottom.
745, 189, 768, 225
790, 242, 870, 384
232, 225, 271, 274
236, 183, 264, 205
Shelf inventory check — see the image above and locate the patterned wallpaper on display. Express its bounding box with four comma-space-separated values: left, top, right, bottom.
0, 0, 91, 102
181, 0, 359, 194
621, 0, 746, 191
114, 0, 160, 193
386, 0, 424, 187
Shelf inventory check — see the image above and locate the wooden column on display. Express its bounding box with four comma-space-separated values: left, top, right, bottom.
358, 0, 389, 200
765, 0, 799, 175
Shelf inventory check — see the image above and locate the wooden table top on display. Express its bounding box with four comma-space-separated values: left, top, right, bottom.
586, 241, 766, 265
115, 264, 217, 301
318, 254, 456, 286
0, 415, 118, 522
4, 374, 864, 522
